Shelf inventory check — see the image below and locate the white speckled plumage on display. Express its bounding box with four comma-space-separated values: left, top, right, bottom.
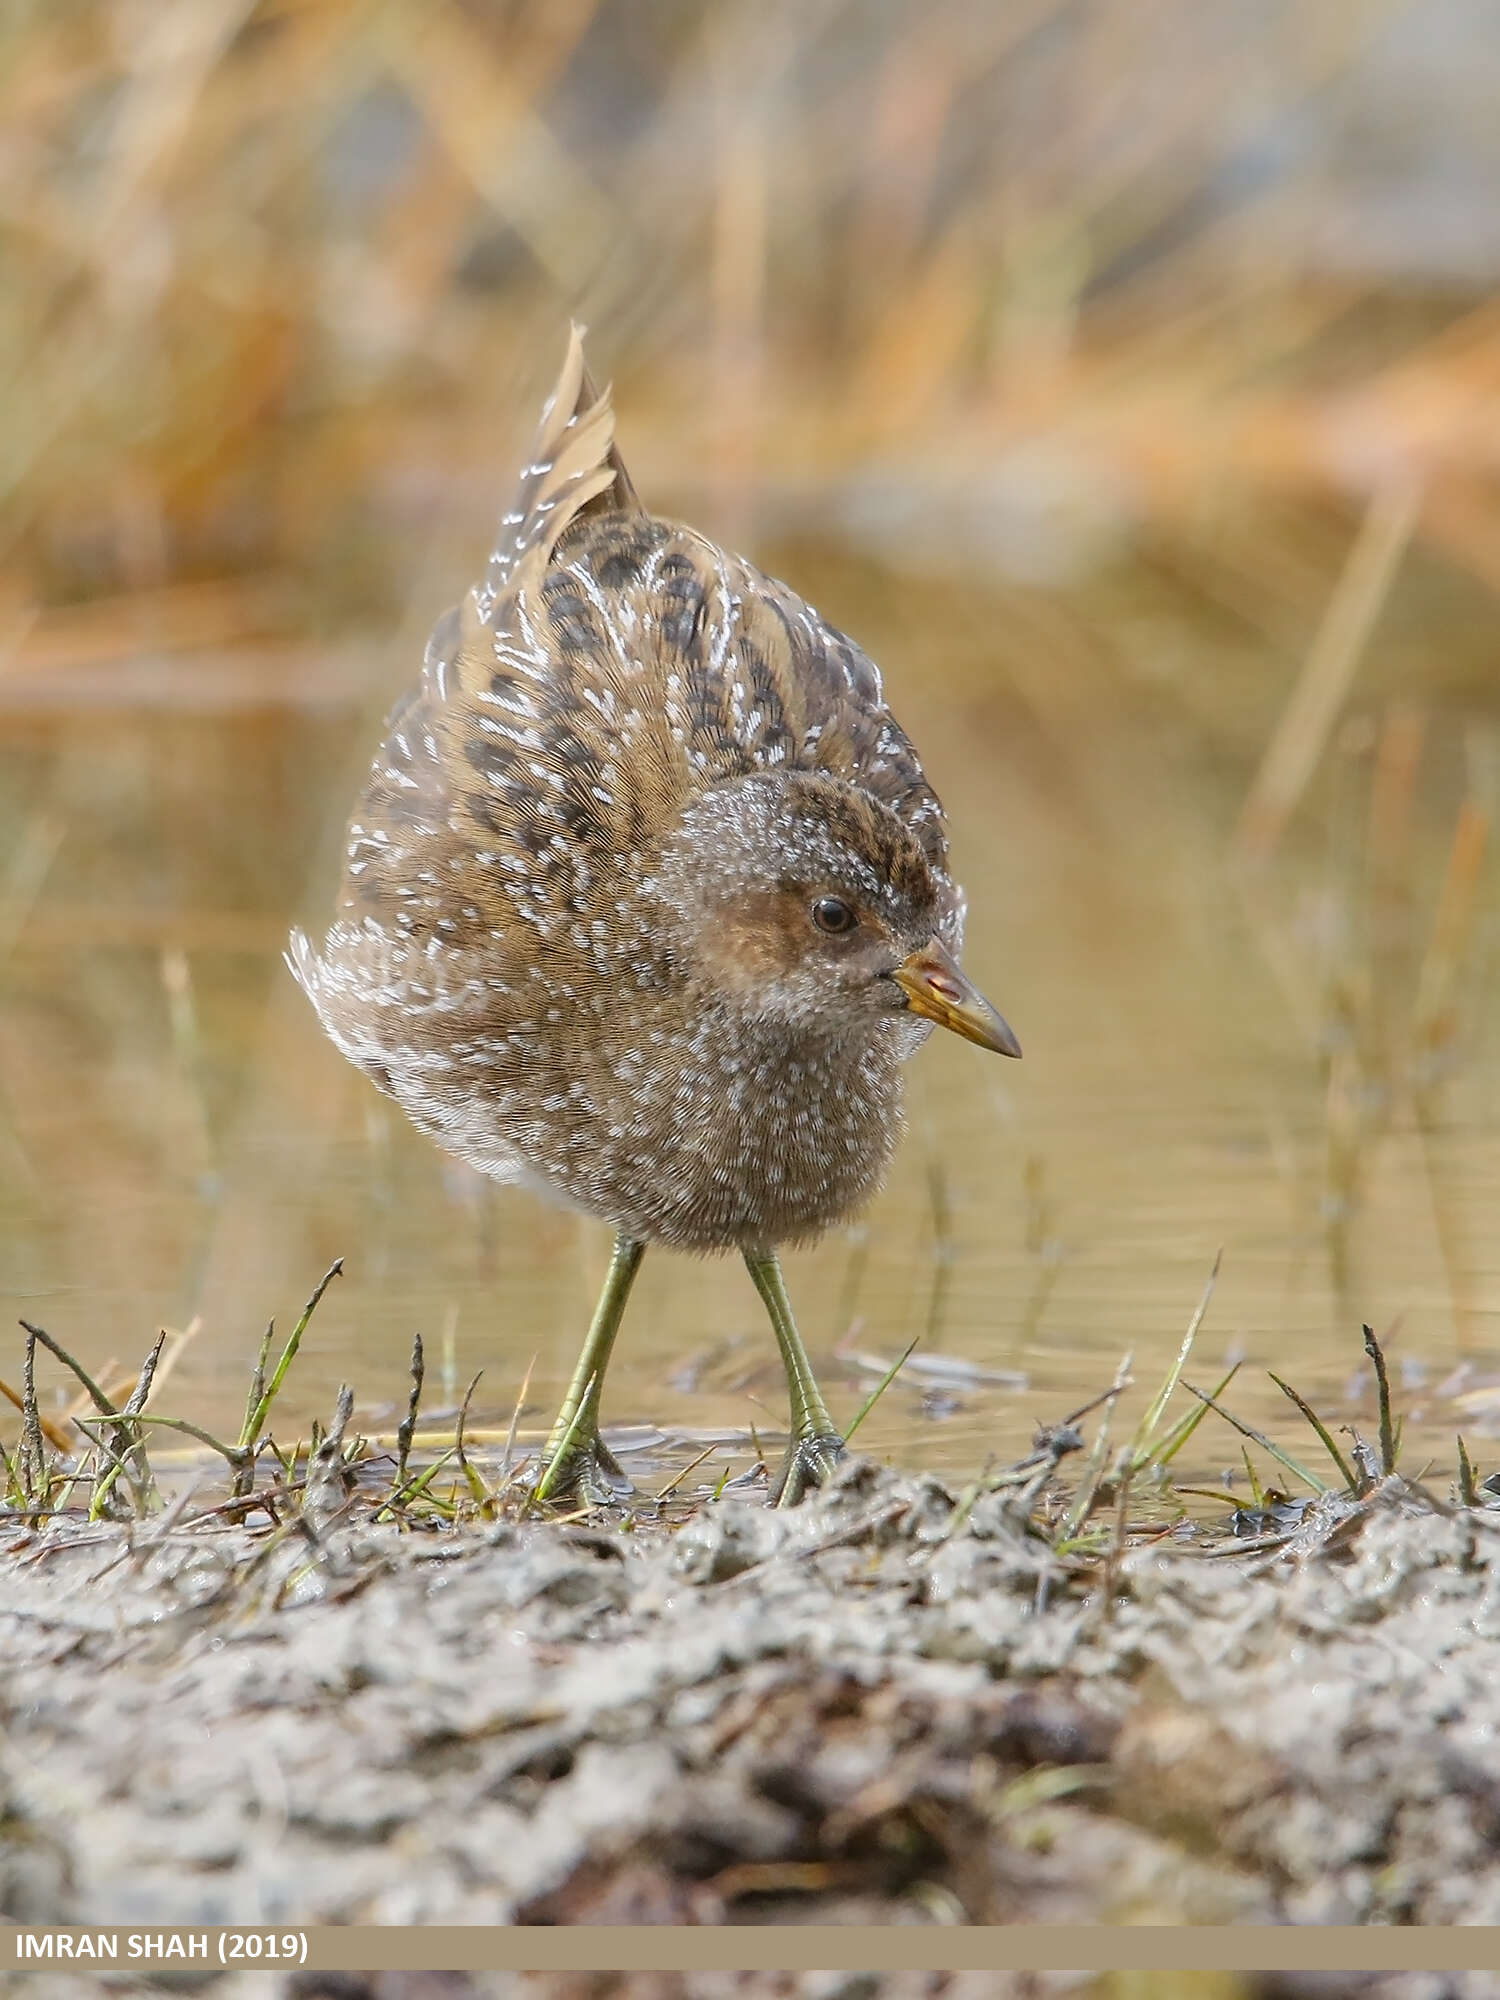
290, 326, 972, 1254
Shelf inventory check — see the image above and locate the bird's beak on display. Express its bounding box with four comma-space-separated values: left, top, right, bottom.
892, 939, 1022, 1057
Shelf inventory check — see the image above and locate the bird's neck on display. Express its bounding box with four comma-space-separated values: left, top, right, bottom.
651, 987, 911, 1114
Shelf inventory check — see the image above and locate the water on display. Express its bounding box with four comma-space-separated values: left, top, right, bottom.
2, 547, 1497, 1493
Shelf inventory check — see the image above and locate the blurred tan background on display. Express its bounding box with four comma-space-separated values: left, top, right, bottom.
2, 0, 1498, 1480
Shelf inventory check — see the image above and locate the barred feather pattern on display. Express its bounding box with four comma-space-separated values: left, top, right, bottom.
291, 328, 965, 1251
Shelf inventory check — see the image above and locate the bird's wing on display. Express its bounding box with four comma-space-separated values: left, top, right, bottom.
326, 326, 647, 944
657, 552, 952, 881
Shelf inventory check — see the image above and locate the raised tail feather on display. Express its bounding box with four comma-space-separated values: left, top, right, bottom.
477, 323, 641, 623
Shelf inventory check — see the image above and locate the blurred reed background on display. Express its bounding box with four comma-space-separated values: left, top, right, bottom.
2, 0, 1498, 1478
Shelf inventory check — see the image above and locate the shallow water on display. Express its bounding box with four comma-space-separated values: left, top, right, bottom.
2, 543, 1497, 1491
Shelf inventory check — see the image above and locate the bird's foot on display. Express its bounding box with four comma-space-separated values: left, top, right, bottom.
532, 1430, 633, 1508
769, 1429, 846, 1508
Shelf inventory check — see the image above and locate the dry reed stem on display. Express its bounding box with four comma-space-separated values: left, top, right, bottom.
1235, 480, 1422, 867
0, 1378, 73, 1454
3, 1, 1498, 627
1415, 797, 1491, 1059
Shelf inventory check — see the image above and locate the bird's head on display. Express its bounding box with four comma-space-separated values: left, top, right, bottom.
646, 771, 1020, 1058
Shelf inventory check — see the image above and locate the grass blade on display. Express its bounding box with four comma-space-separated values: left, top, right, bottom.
1183, 1379, 1329, 1495
454, 1369, 490, 1508
1457, 1435, 1479, 1509
1060, 1351, 1133, 1540
378, 1447, 457, 1521
1139, 1360, 1242, 1473
1129, 1251, 1220, 1469
1269, 1371, 1360, 1494
655, 1443, 717, 1503
19, 1319, 117, 1424
19, 1327, 45, 1507
239, 1319, 276, 1454
501, 1353, 537, 1481
1363, 1324, 1398, 1474
242, 1259, 343, 1452
395, 1331, 424, 1492
843, 1336, 919, 1443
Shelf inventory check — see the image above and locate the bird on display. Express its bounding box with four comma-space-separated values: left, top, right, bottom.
289, 325, 1020, 1508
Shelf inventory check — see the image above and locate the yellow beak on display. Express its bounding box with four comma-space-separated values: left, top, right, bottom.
893, 939, 1021, 1057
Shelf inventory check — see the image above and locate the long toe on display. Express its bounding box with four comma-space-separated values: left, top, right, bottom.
769, 1430, 846, 1508
534, 1434, 634, 1508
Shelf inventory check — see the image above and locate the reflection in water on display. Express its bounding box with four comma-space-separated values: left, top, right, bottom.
1, 553, 1496, 1488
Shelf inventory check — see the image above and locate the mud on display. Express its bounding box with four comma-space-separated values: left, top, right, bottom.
3, 1459, 1500, 1979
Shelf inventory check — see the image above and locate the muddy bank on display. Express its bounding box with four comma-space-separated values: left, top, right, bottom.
3, 1458, 1500, 1944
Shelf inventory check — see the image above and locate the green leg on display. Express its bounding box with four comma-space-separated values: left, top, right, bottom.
534, 1232, 645, 1504
743, 1247, 846, 1507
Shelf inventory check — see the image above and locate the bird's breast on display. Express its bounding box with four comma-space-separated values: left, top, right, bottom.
564, 1012, 908, 1251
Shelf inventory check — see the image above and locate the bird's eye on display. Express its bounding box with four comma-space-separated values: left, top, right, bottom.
811, 896, 857, 936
